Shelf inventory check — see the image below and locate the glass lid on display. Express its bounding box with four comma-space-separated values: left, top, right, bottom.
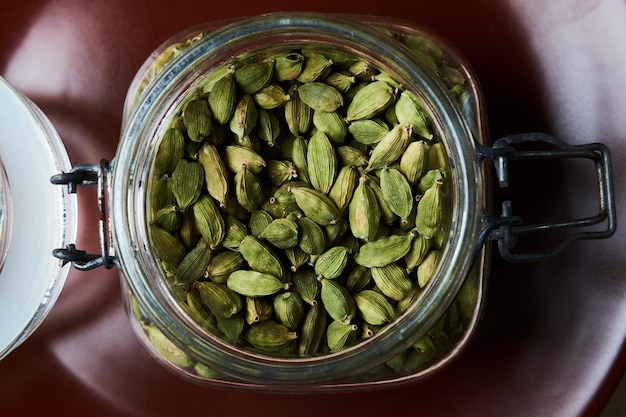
0, 76, 77, 360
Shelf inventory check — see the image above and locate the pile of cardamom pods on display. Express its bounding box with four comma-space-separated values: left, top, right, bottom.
147, 36, 463, 363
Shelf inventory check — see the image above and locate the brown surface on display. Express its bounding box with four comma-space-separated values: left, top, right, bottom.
1, 0, 625, 416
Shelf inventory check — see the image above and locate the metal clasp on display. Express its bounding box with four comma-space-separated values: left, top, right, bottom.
477, 132, 616, 262
50, 159, 117, 270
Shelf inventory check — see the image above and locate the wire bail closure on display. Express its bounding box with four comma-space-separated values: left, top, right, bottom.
477, 132, 617, 262
50, 159, 117, 270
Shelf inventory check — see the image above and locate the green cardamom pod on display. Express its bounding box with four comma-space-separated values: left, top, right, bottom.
195, 281, 242, 319
328, 165, 359, 215
425, 142, 448, 171
227, 270, 286, 297
297, 51, 333, 83
347, 59, 373, 80
154, 127, 185, 176
314, 246, 351, 279
179, 209, 200, 250
215, 313, 245, 343
380, 167, 414, 220
307, 131, 338, 194
354, 232, 416, 268
245, 296, 273, 325
255, 108, 281, 146
320, 278, 355, 323
290, 186, 340, 226
395, 285, 423, 316
417, 249, 441, 288
150, 224, 187, 267
395, 90, 432, 140
234, 60, 274, 94
284, 246, 310, 272
208, 72, 237, 124
417, 168, 445, 195
354, 289, 395, 325
298, 302, 327, 357
205, 250, 246, 283
402, 35, 443, 73
336, 145, 369, 168
291, 266, 320, 306
223, 144, 266, 174
326, 320, 358, 352
150, 175, 175, 215
272, 52, 304, 81
348, 176, 380, 241
365, 122, 412, 172
245, 320, 298, 349
365, 177, 396, 225
345, 264, 372, 293
192, 195, 225, 248
297, 82, 343, 112
323, 71, 355, 93
248, 209, 274, 238
346, 80, 395, 122
185, 288, 221, 334
297, 216, 327, 256
221, 215, 248, 249
274, 292, 305, 331
234, 166, 265, 212
324, 219, 348, 248
415, 177, 444, 239
229, 94, 259, 140
266, 159, 298, 186
153, 204, 181, 233
291, 135, 310, 183
258, 218, 299, 249
404, 233, 431, 272
171, 159, 204, 210
238, 235, 286, 280
197, 143, 229, 207
175, 239, 213, 285
371, 262, 414, 301
399, 140, 429, 185
145, 324, 192, 368
183, 98, 213, 142
347, 118, 389, 145
284, 85, 312, 136
312, 110, 347, 144
252, 84, 290, 109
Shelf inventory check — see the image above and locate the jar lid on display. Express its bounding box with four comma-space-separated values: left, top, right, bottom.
0, 76, 77, 360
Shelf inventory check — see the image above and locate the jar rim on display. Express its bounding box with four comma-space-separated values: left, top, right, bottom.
112, 12, 485, 385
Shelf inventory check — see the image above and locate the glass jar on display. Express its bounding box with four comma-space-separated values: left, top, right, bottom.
2, 12, 614, 392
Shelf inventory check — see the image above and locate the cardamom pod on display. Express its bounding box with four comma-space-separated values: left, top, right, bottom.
380, 167, 414, 220
238, 235, 286, 280
365, 177, 396, 225
245, 320, 298, 349
197, 143, 229, 207
348, 176, 380, 241
266, 159, 298, 186
195, 281, 242, 318
336, 145, 369, 168
399, 140, 429, 185
205, 250, 246, 283
272, 52, 304, 81
297, 82, 343, 112
183, 98, 213, 142
175, 239, 213, 285
326, 320, 358, 352
245, 296, 273, 325
320, 278, 355, 323
229, 94, 259, 140
171, 159, 204, 210
153, 204, 181, 233
307, 131, 337, 194
417, 249, 441, 288
312, 110, 347, 144
274, 292, 305, 331
284, 246, 310, 271
314, 246, 351, 280
395, 90, 432, 140
323, 71, 355, 93
252, 84, 290, 109
417, 168, 445, 195
297, 52, 333, 83
328, 165, 359, 215
145, 324, 192, 368
151, 175, 175, 215
227, 270, 286, 297
150, 224, 187, 267
354, 232, 416, 268
255, 108, 281, 146
291, 135, 310, 183
234, 60, 274, 94
371, 262, 414, 301
249, 209, 273, 238
221, 215, 248, 249
216, 313, 245, 343
258, 218, 299, 249
415, 177, 444, 239
234, 167, 265, 212
284, 85, 312, 136
208, 72, 237, 124
365, 122, 412, 172
185, 288, 221, 334
347, 118, 389, 145
404, 233, 431, 272
395, 285, 423, 316
179, 209, 200, 250
346, 80, 395, 122
290, 186, 340, 226
192, 195, 225, 248
154, 127, 185, 176
291, 266, 320, 306
354, 289, 395, 325
297, 216, 327, 256
298, 302, 327, 357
